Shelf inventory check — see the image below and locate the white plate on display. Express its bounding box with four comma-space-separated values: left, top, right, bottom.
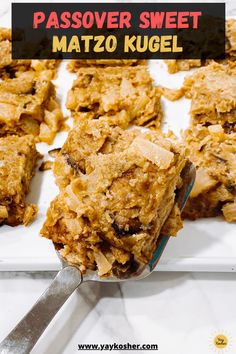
0, 60, 235, 272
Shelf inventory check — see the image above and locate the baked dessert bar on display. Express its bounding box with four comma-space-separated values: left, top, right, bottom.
182, 125, 236, 222
182, 62, 236, 128
67, 59, 146, 72
41, 120, 188, 277
0, 70, 64, 144
165, 19, 236, 74
0, 135, 40, 226
66, 65, 162, 129
0, 27, 59, 79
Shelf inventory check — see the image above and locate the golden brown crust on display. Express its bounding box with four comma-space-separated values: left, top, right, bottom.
66, 65, 162, 129
182, 62, 236, 128
164, 59, 202, 74
0, 70, 64, 144
41, 120, 188, 277
0, 135, 40, 226
182, 125, 236, 222
67, 59, 146, 72
0, 28, 60, 79
0, 27, 31, 78
157, 86, 184, 101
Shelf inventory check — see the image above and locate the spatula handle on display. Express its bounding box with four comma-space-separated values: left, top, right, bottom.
0, 266, 82, 354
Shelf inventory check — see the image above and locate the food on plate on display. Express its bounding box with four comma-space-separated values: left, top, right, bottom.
0, 70, 64, 143
0, 27, 59, 79
41, 120, 188, 277
67, 59, 146, 72
182, 124, 236, 222
182, 62, 236, 129
66, 65, 162, 129
0, 135, 40, 226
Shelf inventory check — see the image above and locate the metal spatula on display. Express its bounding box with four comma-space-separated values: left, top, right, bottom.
0, 162, 195, 354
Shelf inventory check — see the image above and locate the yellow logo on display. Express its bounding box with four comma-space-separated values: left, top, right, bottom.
209, 331, 232, 353
214, 334, 228, 349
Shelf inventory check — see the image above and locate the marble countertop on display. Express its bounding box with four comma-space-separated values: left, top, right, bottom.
1, 272, 236, 354
1, 1, 236, 353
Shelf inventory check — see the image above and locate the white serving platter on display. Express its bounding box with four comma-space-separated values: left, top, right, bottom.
0, 59, 235, 272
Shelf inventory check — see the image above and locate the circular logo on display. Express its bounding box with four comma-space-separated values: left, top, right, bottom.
214, 334, 228, 349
